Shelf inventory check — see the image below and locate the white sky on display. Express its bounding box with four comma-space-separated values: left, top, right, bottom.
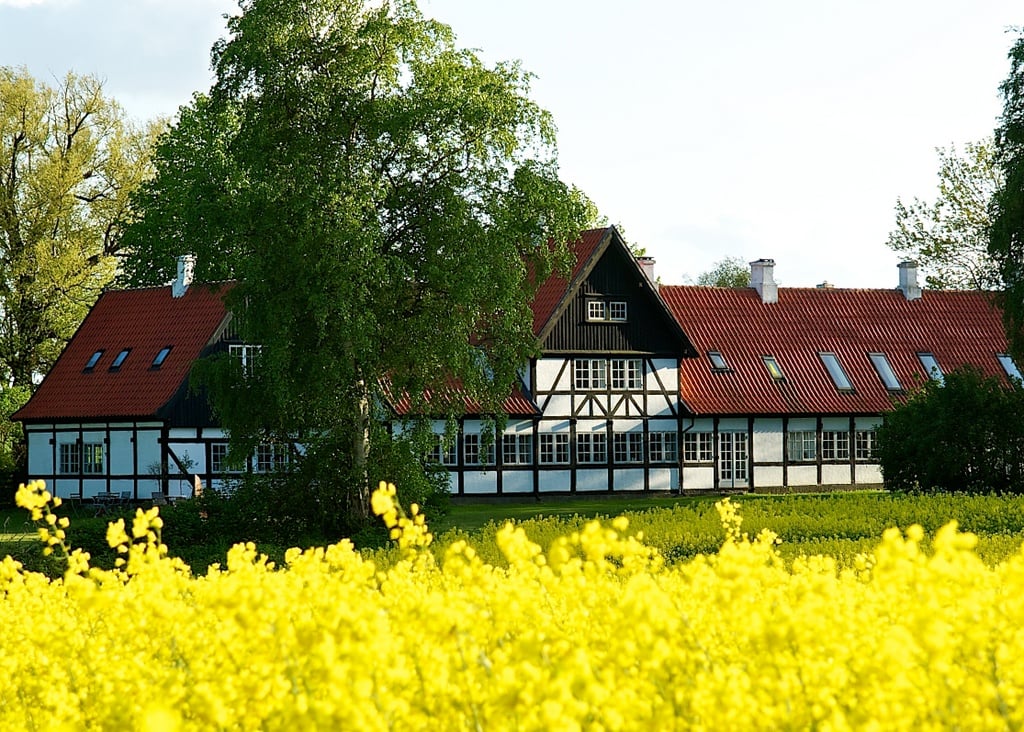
2, 0, 1019, 287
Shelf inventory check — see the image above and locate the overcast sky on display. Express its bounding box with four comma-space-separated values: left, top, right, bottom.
2, 0, 1019, 287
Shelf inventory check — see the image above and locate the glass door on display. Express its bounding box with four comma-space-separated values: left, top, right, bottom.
718, 432, 749, 489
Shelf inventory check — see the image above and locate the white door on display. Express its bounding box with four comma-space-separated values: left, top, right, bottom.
718, 432, 749, 489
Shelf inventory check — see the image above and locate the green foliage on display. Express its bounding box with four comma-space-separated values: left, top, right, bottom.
991, 30, 1024, 362
122, 0, 589, 526
694, 256, 751, 287
888, 139, 1001, 290
0, 66, 158, 389
876, 367, 1024, 493
0, 385, 29, 500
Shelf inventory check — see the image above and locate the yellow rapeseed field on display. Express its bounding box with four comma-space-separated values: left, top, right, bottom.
3, 479, 1024, 731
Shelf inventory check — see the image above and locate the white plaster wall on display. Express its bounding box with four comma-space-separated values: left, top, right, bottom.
682, 466, 714, 490
752, 419, 784, 462
857, 464, 884, 483
753, 466, 784, 488
648, 467, 677, 492
788, 465, 818, 486
108, 431, 134, 476
53, 479, 78, 499
686, 418, 715, 433
461, 470, 498, 494
538, 470, 571, 492
822, 464, 853, 485
718, 417, 748, 432
135, 430, 162, 476
614, 468, 644, 491
648, 418, 677, 432
788, 417, 817, 432
502, 472, 533, 493
26, 430, 52, 476
576, 469, 609, 492
576, 420, 608, 434
544, 394, 573, 416
535, 358, 568, 392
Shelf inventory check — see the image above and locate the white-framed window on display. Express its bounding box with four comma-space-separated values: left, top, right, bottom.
609, 301, 628, 321
855, 430, 877, 461
708, 351, 729, 370
576, 432, 607, 463
58, 443, 81, 474
463, 433, 495, 466
539, 433, 570, 464
610, 359, 643, 390
82, 442, 104, 474
763, 355, 785, 381
683, 432, 714, 462
230, 344, 262, 377
918, 352, 944, 383
502, 434, 532, 465
613, 432, 644, 463
788, 431, 817, 462
869, 352, 901, 391
574, 358, 607, 390
587, 300, 607, 321
210, 442, 234, 473
998, 354, 1023, 382
821, 431, 850, 460
820, 352, 854, 391
649, 431, 678, 463
428, 435, 457, 466
256, 443, 289, 473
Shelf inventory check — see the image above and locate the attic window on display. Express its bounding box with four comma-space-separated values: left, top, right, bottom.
708, 351, 730, 371
820, 352, 854, 391
762, 355, 785, 381
869, 352, 902, 391
587, 300, 607, 321
998, 353, 1023, 382
84, 350, 103, 372
608, 301, 628, 321
586, 299, 627, 322
917, 352, 944, 383
152, 346, 172, 368
109, 349, 130, 371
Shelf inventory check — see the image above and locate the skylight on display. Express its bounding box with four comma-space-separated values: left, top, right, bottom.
998, 354, 1023, 382
917, 352, 944, 383
820, 352, 853, 390
84, 350, 103, 371
708, 351, 729, 370
110, 349, 130, 370
869, 352, 901, 391
762, 356, 784, 381
152, 346, 172, 368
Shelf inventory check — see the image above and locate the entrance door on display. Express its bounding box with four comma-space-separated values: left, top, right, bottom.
718, 432, 749, 489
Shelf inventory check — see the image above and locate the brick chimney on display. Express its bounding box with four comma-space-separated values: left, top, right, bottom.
172, 254, 196, 298
750, 258, 778, 304
898, 260, 921, 301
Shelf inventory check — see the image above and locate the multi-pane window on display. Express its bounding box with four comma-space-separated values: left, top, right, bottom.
608, 301, 628, 321
428, 435, 458, 466
576, 433, 607, 463
610, 359, 643, 390
613, 433, 644, 463
574, 359, 607, 390
869, 352, 901, 391
210, 442, 231, 473
230, 344, 262, 377
587, 300, 607, 321
59, 443, 81, 474
821, 431, 850, 460
649, 431, 678, 463
855, 430, 877, 461
683, 432, 714, 462
256, 443, 289, 473
820, 352, 854, 391
539, 433, 570, 464
463, 434, 495, 466
502, 434, 532, 465
788, 431, 817, 461
82, 442, 104, 474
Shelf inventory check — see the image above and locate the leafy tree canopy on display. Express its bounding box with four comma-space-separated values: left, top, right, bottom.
694, 256, 751, 287
0, 67, 159, 389
888, 139, 1001, 290
121, 0, 590, 525
991, 30, 1024, 362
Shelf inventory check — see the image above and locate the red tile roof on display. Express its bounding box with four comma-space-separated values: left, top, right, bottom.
531, 227, 610, 335
660, 285, 1012, 416
387, 381, 540, 418
13, 284, 233, 422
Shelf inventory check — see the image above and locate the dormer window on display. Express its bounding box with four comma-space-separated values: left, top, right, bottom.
869, 352, 901, 391
586, 299, 627, 322
820, 352, 853, 391
109, 349, 130, 371
917, 352, 944, 383
998, 354, 1022, 382
84, 350, 103, 372
708, 351, 730, 371
763, 355, 785, 381
152, 346, 172, 368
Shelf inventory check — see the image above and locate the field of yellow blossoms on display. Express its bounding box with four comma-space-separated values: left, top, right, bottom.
3, 479, 1024, 731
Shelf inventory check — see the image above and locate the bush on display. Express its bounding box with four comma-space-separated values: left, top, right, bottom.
877, 367, 1024, 493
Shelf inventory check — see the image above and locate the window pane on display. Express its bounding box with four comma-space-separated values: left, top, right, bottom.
609, 301, 627, 321
918, 353, 944, 383
587, 301, 606, 321
820, 352, 853, 390
763, 356, 784, 380
998, 354, 1023, 382
869, 353, 901, 390
708, 351, 728, 370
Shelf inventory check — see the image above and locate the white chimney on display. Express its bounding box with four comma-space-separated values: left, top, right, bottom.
750, 258, 778, 304
636, 256, 657, 289
898, 260, 921, 301
172, 254, 196, 298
